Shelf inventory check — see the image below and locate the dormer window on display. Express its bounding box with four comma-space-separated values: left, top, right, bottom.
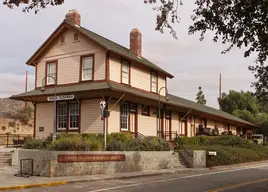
74, 33, 79, 42
151, 72, 157, 93
81, 55, 94, 81
121, 60, 130, 84
60, 35, 65, 44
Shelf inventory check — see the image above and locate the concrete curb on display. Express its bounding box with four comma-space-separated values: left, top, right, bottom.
0, 181, 68, 191
0, 171, 178, 191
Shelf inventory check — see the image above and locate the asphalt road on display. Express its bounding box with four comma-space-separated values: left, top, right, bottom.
7, 165, 268, 192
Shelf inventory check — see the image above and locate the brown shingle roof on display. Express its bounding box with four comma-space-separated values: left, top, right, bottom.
10, 82, 255, 127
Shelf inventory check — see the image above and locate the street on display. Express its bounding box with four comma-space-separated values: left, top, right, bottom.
6, 164, 268, 192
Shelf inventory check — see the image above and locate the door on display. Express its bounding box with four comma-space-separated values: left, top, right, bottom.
129, 104, 137, 137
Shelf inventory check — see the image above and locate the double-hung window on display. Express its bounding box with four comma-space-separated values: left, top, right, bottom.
151, 72, 157, 93
57, 101, 80, 131
121, 103, 129, 131
81, 55, 93, 81
121, 60, 130, 84
47, 62, 57, 85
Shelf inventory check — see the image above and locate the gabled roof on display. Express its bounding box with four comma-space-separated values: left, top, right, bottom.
26, 20, 174, 78
10, 82, 255, 127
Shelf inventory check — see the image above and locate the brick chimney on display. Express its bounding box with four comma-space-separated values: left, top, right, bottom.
130, 28, 142, 57
65, 9, 81, 26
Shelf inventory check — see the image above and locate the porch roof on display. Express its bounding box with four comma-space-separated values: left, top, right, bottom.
10, 81, 255, 127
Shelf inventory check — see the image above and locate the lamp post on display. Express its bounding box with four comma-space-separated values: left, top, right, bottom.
158, 87, 169, 139
41, 75, 57, 141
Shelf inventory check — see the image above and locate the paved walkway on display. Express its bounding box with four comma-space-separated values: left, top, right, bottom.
0, 166, 205, 189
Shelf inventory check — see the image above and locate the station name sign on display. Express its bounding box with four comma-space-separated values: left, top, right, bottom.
47, 94, 74, 102
57, 154, 126, 163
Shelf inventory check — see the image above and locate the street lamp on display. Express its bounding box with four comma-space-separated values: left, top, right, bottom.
158, 87, 169, 139
41, 75, 57, 141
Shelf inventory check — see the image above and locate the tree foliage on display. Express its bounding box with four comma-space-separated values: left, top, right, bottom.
220, 90, 259, 115
196, 86, 206, 105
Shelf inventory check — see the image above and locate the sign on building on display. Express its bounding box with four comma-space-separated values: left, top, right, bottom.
47, 94, 75, 102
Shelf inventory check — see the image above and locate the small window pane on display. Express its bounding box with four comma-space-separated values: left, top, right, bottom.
121, 61, 129, 84
57, 102, 67, 130
151, 72, 157, 92
82, 56, 93, 81
121, 103, 129, 130
74, 33, 79, 41
69, 102, 79, 129
61, 35, 65, 44
47, 63, 56, 85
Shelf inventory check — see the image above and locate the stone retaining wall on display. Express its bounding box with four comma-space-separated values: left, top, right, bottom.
18, 150, 182, 177
179, 150, 206, 168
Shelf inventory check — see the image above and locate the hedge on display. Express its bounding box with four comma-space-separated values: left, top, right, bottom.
23, 133, 170, 151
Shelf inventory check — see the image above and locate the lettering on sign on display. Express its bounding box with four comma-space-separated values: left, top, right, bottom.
57, 154, 126, 163
47, 95, 75, 102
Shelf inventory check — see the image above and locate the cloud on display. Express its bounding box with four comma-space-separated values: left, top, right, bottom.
0, 0, 256, 109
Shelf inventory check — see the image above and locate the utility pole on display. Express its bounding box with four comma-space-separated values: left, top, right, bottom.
24, 70, 28, 113
219, 73, 222, 111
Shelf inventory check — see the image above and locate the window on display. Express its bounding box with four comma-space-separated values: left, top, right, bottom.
57, 101, 80, 131
81, 55, 93, 81
61, 35, 65, 44
121, 103, 129, 130
151, 72, 157, 93
165, 110, 171, 119
142, 105, 150, 116
57, 102, 67, 130
69, 102, 79, 129
47, 62, 57, 85
74, 33, 79, 41
121, 60, 130, 84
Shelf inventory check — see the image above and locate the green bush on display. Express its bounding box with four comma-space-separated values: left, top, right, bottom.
23, 139, 44, 149
47, 135, 103, 151
204, 136, 249, 147
109, 132, 133, 143
106, 138, 170, 151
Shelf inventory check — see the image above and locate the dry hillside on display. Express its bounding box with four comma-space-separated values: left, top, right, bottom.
0, 98, 33, 135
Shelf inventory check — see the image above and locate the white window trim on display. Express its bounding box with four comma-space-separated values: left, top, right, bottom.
151, 72, 157, 93
57, 102, 67, 131
121, 103, 129, 131
121, 61, 130, 84
47, 62, 57, 85
81, 55, 93, 81
69, 102, 79, 130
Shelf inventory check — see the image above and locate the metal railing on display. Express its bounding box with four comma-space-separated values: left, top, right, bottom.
158, 131, 178, 141
130, 132, 147, 139
0, 134, 33, 148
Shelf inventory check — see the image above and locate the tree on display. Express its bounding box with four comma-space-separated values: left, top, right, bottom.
4, 0, 268, 101
220, 90, 259, 115
196, 86, 206, 105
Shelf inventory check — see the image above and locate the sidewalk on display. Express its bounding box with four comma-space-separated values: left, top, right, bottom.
1, 160, 268, 191
0, 166, 204, 190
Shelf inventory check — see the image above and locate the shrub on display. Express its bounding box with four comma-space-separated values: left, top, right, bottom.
109, 132, 133, 143
106, 138, 170, 151
1, 126, 6, 131
12, 113, 29, 125
47, 135, 103, 151
8, 121, 16, 128
204, 136, 249, 148
23, 139, 44, 149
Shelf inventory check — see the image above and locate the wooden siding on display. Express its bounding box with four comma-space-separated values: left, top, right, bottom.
80, 99, 103, 133
35, 102, 53, 138
131, 65, 150, 91
109, 53, 121, 83
158, 75, 166, 96
138, 106, 157, 136
36, 28, 106, 87
108, 99, 120, 133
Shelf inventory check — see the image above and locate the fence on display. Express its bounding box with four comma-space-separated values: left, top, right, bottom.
0, 134, 33, 148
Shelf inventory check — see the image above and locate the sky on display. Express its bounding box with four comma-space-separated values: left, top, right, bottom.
0, 0, 256, 109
